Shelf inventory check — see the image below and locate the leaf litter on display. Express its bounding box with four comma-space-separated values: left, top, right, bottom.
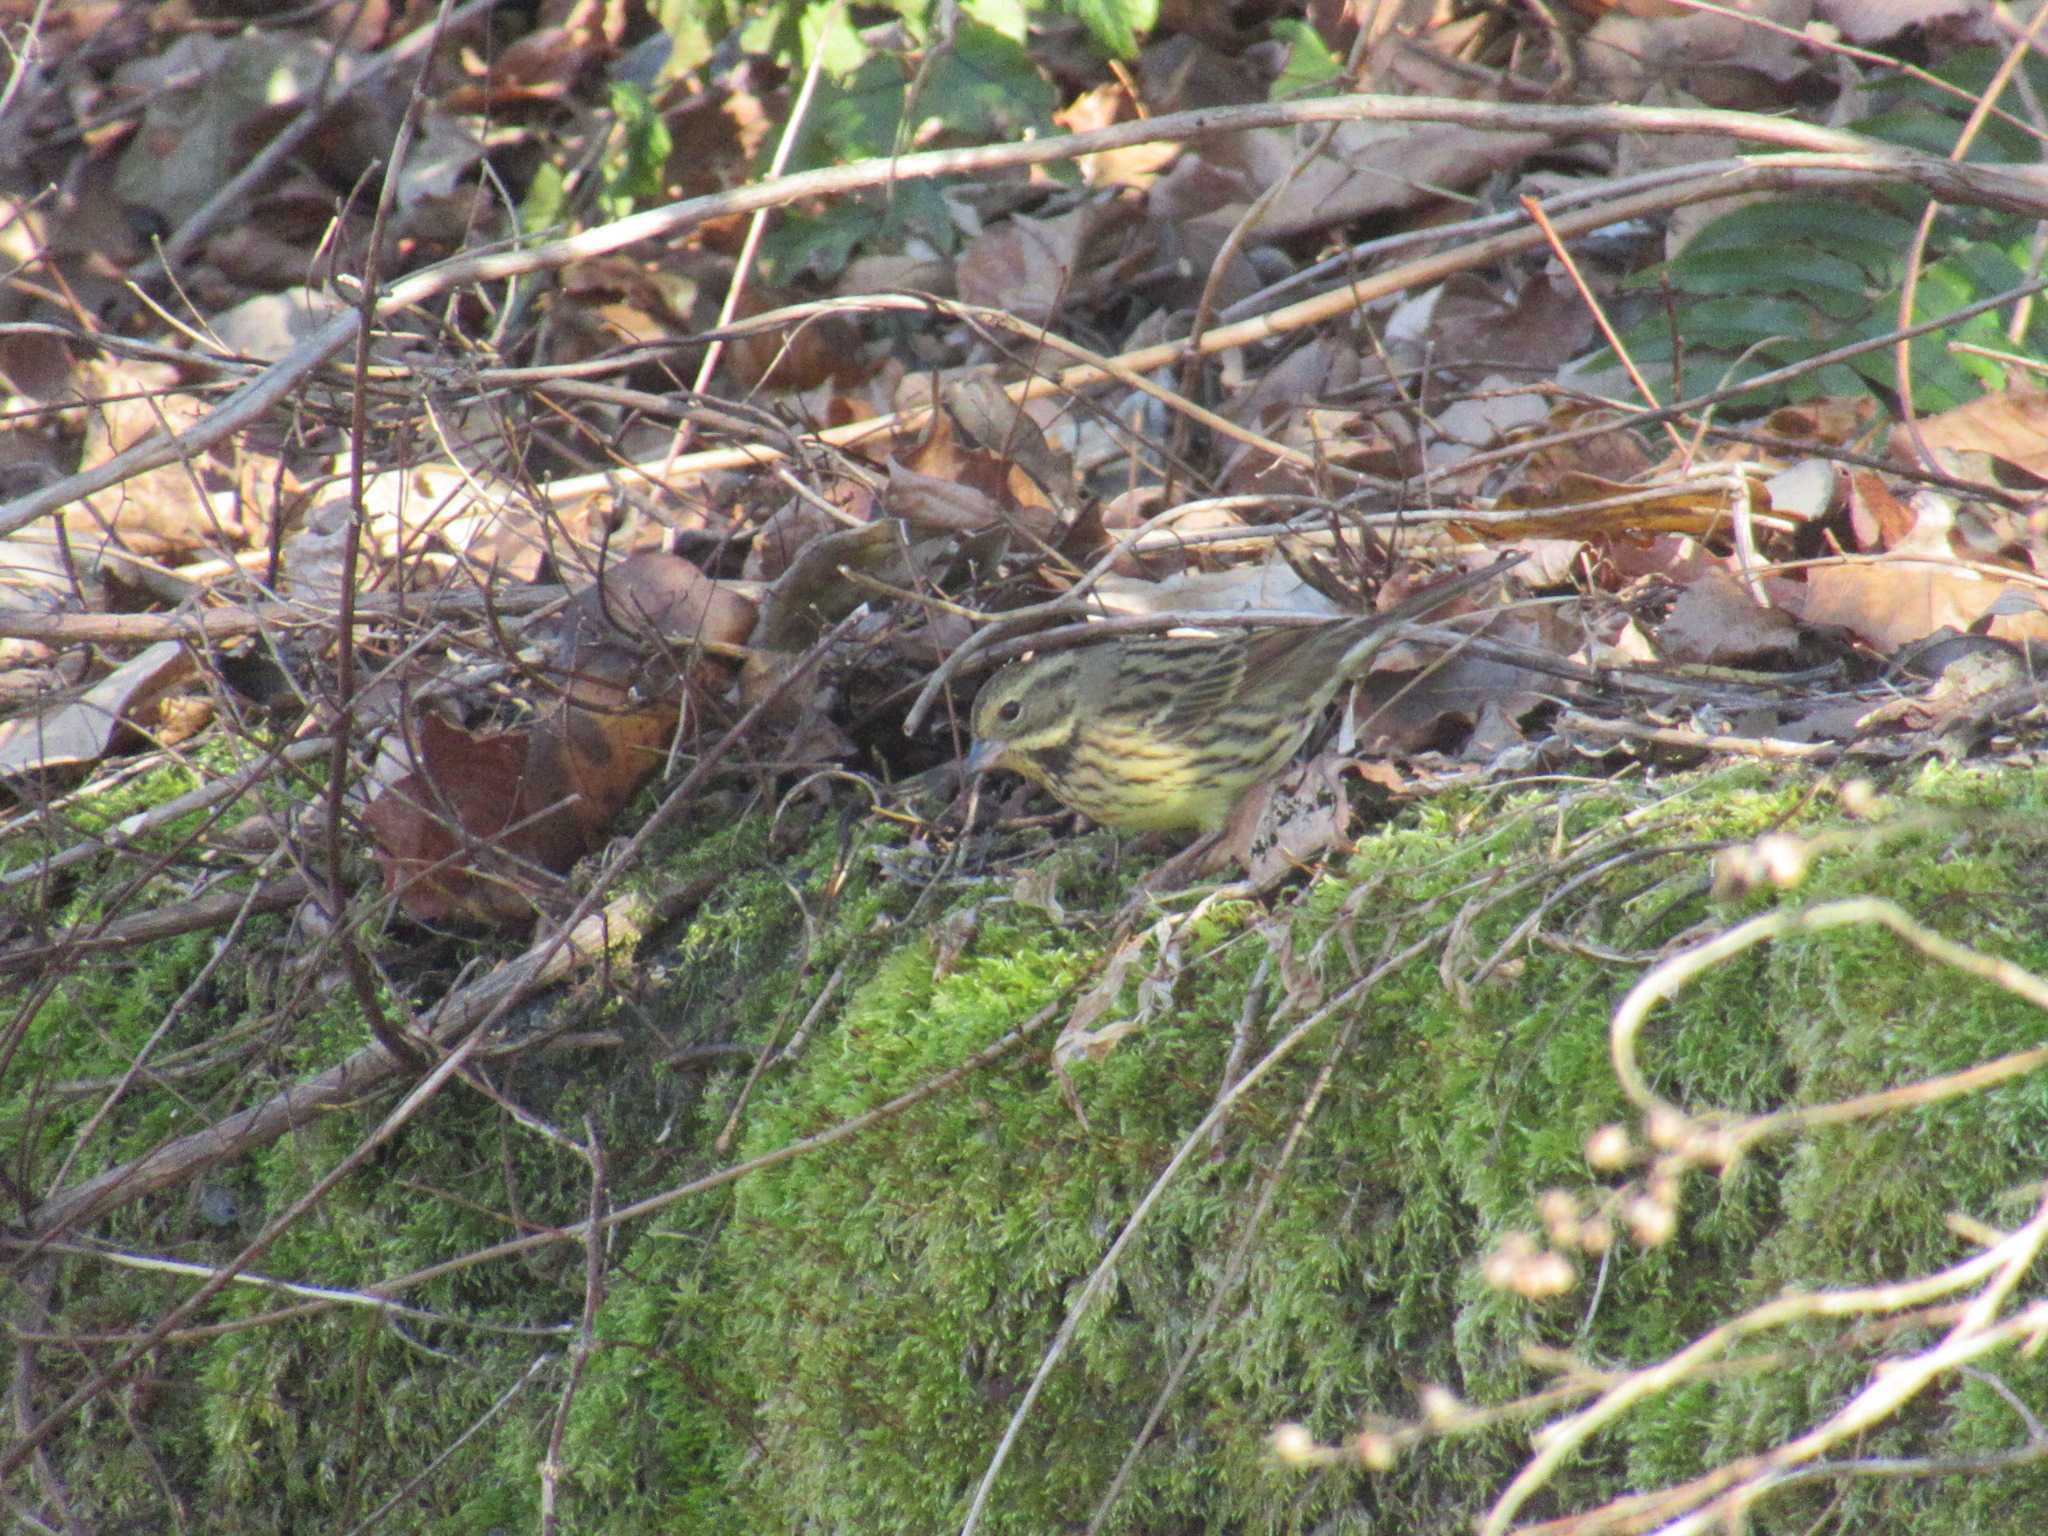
5, 5, 2048, 931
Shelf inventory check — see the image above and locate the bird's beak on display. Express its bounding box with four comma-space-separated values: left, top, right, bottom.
964, 738, 1002, 775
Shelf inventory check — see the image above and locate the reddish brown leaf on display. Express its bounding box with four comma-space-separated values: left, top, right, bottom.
1847, 469, 1916, 551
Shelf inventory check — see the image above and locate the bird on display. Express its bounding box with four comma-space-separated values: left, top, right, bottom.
964, 555, 1522, 835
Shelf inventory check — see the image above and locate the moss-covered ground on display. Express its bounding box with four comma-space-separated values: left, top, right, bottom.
9, 760, 2048, 1532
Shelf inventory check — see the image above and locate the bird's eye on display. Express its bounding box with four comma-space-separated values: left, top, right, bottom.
997, 699, 1022, 723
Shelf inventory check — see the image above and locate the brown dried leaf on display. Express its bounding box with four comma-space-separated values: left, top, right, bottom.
1798, 495, 2048, 650
1415, 273, 1596, 380
564, 551, 758, 655
1847, 469, 1916, 551
890, 408, 1061, 542
1427, 380, 1553, 471
112, 33, 346, 228
743, 499, 849, 584
883, 463, 1007, 535
939, 375, 1075, 510
1348, 643, 1544, 756
723, 286, 867, 393
1242, 756, 1356, 888
1815, 0, 1993, 45
1657, 568, 1802, 666
1584, 2, 1816, 103
1758, 396, 1882, 446
752, 521, 966, 651
540, 255, 708, 365
365, 645, 685, 929
1057, 80, 1176, 186
0, 641, 195, 778
1476, 471, 1773, 541
1507, 404, 1658, 492
1089, 560, 1341, 621
1223, 336, 1363, 430
71, 359, 265, 559
954, 198, 1139, 324
364, 714, 559, 927
1053, 934, 1153, 1067
443, 24, 608, 108
1184, 121, 1552, 238
1903, 388, 2048, 480
1761, 459, 1839, 525
209, 288, 354, 363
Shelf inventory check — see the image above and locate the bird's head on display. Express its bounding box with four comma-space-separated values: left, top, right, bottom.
966, 654, 1082, 776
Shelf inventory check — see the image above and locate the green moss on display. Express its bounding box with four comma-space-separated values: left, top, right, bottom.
20, 764, 2048, 1533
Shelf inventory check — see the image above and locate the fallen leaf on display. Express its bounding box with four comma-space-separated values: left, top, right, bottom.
954, 197, 1138, 325
1903, 388, 2048, 480
1242, 756, 1356, 887
1658, 568, 1802, 666
1799, 494, 2048, 649
0, 641, 195, 778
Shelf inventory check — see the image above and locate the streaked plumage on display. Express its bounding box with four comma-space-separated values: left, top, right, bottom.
966, 559, 1518, 834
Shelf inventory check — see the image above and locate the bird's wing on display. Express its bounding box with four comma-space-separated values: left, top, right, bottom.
1122, 637, 1251, 743
1239, 621, 1375, 712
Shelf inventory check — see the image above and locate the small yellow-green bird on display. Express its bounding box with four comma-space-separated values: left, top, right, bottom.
965, 555, 1521, 834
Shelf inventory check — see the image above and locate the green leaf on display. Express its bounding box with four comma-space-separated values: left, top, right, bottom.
1268, 19, 1344, 101
1655, 246, 1874, 303
1672, 295, 1824, 345
909, 17, 1058, 141
963, 0, 1030, 41
1600, 148, 2048, 412
736, 7, 786, 57
1870, 47, 2048, 158
1911, 261, 1979, 315
1854, 108, 1969, 158
1941, 240, 2026, 301
766, 204, 889, 280
762, 178, 959, 281
806, 53, 912, 165
519, 160, 568, 237
1676, 198, 1913, 278
1062, 0, 1157, 58
1849, 334, 1980, 410
600, 81, 674, 220
647, 0, 735, 78
801, 0, 869, 77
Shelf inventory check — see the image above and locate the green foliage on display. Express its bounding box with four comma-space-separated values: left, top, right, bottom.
599, 81, 675, 221
519, 157, 568, 237
1061, 0, 1158, 58
1596, 48, 2048, 412
1609, 193, 2048, 412
663, 0, 1160, 73
1268, 18, 1345, 101
0, 923, 236, 1194
650, 0, 744, 77
763, 14, 1060, 278
626, 3, 1072, 276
